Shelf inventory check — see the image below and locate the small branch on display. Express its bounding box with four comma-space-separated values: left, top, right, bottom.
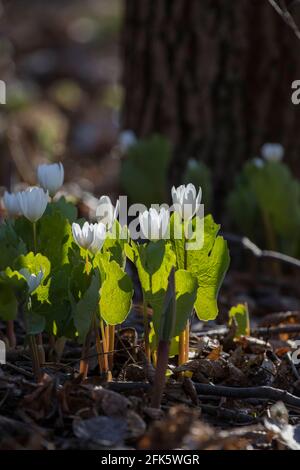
200, 403, 260, 424
106, 381, 300, 408
224, 233, 300, 269
195, 323, 300, 338
268, 0, 300, 40
193, 383, 300, 408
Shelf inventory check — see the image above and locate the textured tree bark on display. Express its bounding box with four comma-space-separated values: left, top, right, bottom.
122, 0, 300, 204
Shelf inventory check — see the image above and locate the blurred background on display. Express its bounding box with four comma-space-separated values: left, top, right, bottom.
1, 0, 300, 242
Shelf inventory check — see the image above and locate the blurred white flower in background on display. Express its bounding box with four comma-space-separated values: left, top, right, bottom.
3, 191, 21, 217
37, 162, 64, 197
261, 143, 284, 163
139, 207, 169, 240
119, 130, 137, 153
186, 158, 198, 170
171, 183, 202, 221
20, 268, 44, 294
252, 157, 265, 169
96, 195, 119, 229
17, 187, 49, 222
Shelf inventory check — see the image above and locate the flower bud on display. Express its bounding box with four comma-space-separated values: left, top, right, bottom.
37, 162, 64, 197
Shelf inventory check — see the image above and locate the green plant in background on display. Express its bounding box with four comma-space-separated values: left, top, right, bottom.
120, 134, 172, 206
227, 144, 300, 257
183, 159, 212, 211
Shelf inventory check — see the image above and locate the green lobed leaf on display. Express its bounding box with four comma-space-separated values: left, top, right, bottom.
185, 215, 230, 321
36, 264, 75, 338
103, 221, 127, 268
38, 211, 73, 269
26, 310, 46, 335
0, 281, 18, 321
153, 269, 198, 340
99, 260, 133, 325
13, 217, 35, 252
0, 221, 27, 270
131, 240, 176, 318
45, 197, 78, 223
15, 252, 51, 304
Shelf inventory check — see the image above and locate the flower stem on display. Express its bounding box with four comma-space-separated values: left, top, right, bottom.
142, 291, 151, 362
79, 328, 93, 379
151, 339, 170, 408
108, 325, 115, 372
178, 328, 186, 365
28, 334, 42, 382
6, 320, 16, 348
33, 222, 37, 254
100, 319, 110, 378
179, 243, 189, 366
93, 316, 103, 374
185, 321, 190, 362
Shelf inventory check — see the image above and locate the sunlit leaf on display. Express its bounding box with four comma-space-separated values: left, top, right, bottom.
100, 260, 133, 325
228, 303, 250, 337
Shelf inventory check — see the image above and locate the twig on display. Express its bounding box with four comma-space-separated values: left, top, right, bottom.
4, 361, 34, 379
195, 323, 300, 338
105, 381, 300, 408
200, 403, 260, 424
193, 383, 300, 408
268, 0, 300, 40
223, 233, 300, 269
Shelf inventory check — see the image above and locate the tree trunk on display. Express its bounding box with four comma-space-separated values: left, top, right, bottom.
122, 0, 300, 204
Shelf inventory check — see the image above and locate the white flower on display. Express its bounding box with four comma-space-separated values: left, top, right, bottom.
17, 187, 49, 223
72, 221, 106, 253
3, 191, 21, 217
171, 184, 202, 221
261, 143, 284, 163
139, 207, 169, 240
37, 162, 64, 197
119, 130, 137, 152
95, 195, 119, 229
20, 268, 44, 294
89, 223, 107, 254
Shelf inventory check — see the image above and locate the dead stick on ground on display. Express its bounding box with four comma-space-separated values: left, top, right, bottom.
105, 382, 300, 408
195, 323, 300, 338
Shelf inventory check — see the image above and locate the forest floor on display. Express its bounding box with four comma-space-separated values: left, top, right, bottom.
1, 262, 300, 450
